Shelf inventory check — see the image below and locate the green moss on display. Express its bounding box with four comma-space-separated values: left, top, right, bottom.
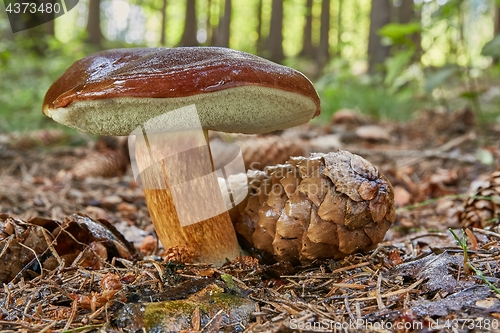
144, 300, 201, 329
212, 292, 245, 307
144, 283, 255, 331
221, 274, 237, 291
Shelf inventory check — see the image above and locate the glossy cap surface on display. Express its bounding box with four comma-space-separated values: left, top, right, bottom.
43, 47, 321, 135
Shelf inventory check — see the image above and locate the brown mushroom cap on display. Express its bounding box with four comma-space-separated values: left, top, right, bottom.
43, 47, 320, 136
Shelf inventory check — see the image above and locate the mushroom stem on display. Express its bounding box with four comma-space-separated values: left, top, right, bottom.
135, 129, 241, 265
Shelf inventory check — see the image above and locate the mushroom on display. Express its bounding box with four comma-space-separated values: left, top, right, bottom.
42, 47, 320, 265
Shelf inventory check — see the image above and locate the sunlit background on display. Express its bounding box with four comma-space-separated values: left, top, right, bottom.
52, 0, 495, 67
1, 0, 499, 131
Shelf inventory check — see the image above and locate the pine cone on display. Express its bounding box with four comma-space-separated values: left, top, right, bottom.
211, 136, 305, 170
60, 136, 129, 180
234, 150, 396, 264
13, 129, 68, 149
71, 149, 129, 179
163, 245, 194, 264
94, 136, 128, 154
460, 167, 500, 229
239, 136, 305, 170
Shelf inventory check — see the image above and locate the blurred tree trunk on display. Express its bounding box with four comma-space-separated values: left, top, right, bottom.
367, 0, 391, 74
316, 0, 330, 74
495, 3, 500, 35
181, 0, 198, 46
266, 0, 285, 63
300, 0, 314, 57
46, 19, 55, 36
397, 0, 412, 24
86, 0, 103, 47
24, 24, 53, 55
207, 0, 214, 45
397, 0, 421, 61
160, 0, 168, 45
2, 24, 13, 41
336, 0, 343, 56
210, 0, 218, 45
214, 0, 231, 47
493, 2, 500, 63
256, 0, 265, 53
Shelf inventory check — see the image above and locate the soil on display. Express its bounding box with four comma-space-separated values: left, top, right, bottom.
1, 109, 500, 332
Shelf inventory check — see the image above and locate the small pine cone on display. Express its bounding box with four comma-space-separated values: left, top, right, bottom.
211, 136, 305, 171
95, 136, 128, 154
163, 245, 193, 264
239, 136, 305, 170
13, 129, 68, 149
234, 150, 396, 264
460, 167, 500, 229
71, 150, 128, 179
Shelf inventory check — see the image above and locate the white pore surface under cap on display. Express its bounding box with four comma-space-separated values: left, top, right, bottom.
44, 86, 318, 136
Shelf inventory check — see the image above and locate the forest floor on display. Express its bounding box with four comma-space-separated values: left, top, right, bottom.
1, 108, 500, 333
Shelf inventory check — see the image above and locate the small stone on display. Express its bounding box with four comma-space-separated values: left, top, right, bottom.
101, 195, 123, 208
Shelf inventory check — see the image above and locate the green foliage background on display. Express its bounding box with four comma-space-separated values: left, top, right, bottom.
0, 0, 499, 133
